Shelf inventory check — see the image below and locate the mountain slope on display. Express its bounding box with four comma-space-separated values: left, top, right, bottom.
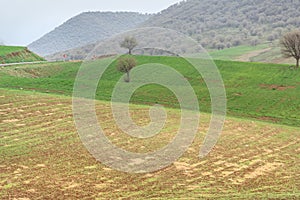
141, 0, 300, 49
45, 0, 300, 61
28, 12, 151, 56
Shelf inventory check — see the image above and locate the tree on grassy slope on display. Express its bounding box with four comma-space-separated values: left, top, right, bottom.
116, 56, 137, 82
120, 36, 138, 55
280, 30, 300, 69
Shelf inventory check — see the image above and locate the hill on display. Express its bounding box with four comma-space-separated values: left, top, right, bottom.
141, 0, 300, 49
0, 46, 45, 64
28, 12, 151, 56
46, 42, 293, 65
0, 56, 299, 126
44, 0, 300, 62
0, 88, 299, 199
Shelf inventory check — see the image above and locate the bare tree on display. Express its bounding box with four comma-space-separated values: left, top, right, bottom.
120, 36, 138, 55
280, 30, 300, 69
116, 56, 137, 82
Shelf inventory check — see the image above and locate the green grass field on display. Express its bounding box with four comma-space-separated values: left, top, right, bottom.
209, 44, 269, 61
0, 46, 45, 64
0, 89, 299, 199
1, 56, 299, 126
251, 46, 294, 64
209, 44, 295, 65
0, 46, 25, 56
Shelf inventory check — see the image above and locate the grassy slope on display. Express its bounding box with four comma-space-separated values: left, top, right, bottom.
0, 46, 45, 64
251, 46, 294, 64
209, 44, 295, 65
1, 57, 300, 126
0, 46, 24, 56
209, 44, 269, 61
0, 88, 299, 199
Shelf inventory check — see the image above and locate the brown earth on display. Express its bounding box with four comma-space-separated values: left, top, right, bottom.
260, 84, 296, 91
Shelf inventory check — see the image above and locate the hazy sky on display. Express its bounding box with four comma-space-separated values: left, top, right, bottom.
0, 0, 182, 46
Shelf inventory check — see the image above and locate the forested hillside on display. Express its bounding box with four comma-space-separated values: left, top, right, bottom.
142, 0, 300, 49
28, 12, 151, 56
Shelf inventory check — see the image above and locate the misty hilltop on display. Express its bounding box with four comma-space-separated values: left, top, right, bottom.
28, 12, 151, 56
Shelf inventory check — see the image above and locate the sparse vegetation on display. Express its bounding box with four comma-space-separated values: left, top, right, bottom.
0, 89, 299, 199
